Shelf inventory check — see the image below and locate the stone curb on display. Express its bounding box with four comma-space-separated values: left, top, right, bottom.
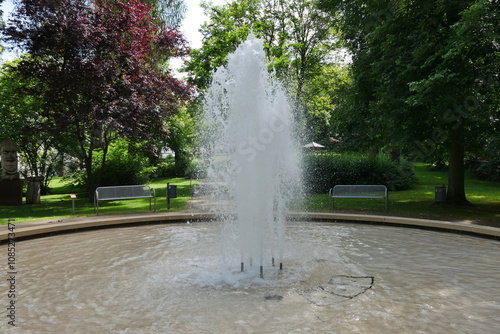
1, 211, 499, 242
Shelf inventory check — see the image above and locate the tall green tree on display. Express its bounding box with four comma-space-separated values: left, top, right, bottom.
319, 0, 499, 205
0, 60, 57, 193
185, 0, 261, 90
185, 0, 336, 116
302, 63, 350, 143
164, 105, 198, 176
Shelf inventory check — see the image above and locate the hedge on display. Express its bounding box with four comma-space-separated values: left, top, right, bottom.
303, 153, 416, 194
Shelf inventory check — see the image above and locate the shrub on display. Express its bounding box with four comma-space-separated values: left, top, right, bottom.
303, 152, 416, 193
155, 158, 177, 178
465, 138, 500, 182
93, 140, 155, 186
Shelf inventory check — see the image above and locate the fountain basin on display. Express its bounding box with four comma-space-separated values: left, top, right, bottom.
1, 216, 499, 333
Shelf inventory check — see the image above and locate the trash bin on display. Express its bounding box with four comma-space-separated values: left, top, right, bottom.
167, 184, 177, 198
435, 185, 446, 203
166, 183, 177, 210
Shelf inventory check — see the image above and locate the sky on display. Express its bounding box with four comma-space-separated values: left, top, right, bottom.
1, 0, 232, 66
181, 0, 231, 49
172, 0, 232, 74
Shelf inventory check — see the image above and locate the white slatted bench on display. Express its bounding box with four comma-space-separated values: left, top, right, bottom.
94, 185, 156, 215
329, 185, 388, 211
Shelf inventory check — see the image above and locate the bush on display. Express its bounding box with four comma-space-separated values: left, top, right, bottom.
93, 140, 155, 187
155, 158, 177, 178
465, 138, 500, 182
303, 152, 416, 193
466, 158, 500, 182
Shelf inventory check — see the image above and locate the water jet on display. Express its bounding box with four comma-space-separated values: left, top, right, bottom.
199, 34, 300, 279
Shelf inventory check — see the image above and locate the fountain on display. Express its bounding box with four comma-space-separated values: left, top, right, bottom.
1, 35, 499, 333
5, 222, 500, 332
199, 34, 301, 279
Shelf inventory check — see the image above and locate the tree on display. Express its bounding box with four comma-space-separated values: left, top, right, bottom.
185, 0, 261, 90
2, 0, 194, 196
142, 0, 187, 26
164, 105, 198, 176
302, 63, 350, 144
0, 60, 57, 193
185, 0, 336, 115
318, 0, 499, 205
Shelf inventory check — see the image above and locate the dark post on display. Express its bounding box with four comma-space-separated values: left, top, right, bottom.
167, 183, 171, 210
435, 185, 447, 215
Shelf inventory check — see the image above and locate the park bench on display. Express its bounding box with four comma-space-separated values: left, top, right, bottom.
328, 185, 388, 211
94, 185, 156, 215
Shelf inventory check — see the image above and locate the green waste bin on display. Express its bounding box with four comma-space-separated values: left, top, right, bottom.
435, 185, 446, 203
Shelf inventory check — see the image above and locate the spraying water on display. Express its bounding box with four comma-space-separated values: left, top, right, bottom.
200, 34, 301, 278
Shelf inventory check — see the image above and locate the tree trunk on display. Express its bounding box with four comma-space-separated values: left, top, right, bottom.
174, 149, 187, 176
84, 153, 95, 202
447, 125, 470, 205
81, 135, 95, 202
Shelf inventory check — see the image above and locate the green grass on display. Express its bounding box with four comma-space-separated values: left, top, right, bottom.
0, 177, 199, 224
1, 164, 499, 225
293, 163, 500, 224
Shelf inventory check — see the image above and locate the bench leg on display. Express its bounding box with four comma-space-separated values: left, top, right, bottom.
148, 197, 156, 212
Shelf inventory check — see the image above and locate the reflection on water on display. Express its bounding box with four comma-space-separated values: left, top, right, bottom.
2, 221, 499, 333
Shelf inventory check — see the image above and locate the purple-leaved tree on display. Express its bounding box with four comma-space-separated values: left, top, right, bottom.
3, 0, 194, 196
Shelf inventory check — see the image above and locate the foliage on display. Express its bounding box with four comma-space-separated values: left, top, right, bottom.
185, 0, 259, 90
303, 152, 416, 194
142, 0, 187, 26
0, 60, 58, 193
185, 0, 337, 102
2, 0, 194, 196
155, 158, 177, 178
184, 0, 341, 151
317, 0, 499, 205
163, 105, 199, 176
465, 135, 500, 182
302, 63, 350, 143
92, 139, 155, 187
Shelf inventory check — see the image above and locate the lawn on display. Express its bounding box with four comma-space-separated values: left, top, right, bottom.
1, 164, 499, 225
0, 177, 198, 224
294, 163, 500, 224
